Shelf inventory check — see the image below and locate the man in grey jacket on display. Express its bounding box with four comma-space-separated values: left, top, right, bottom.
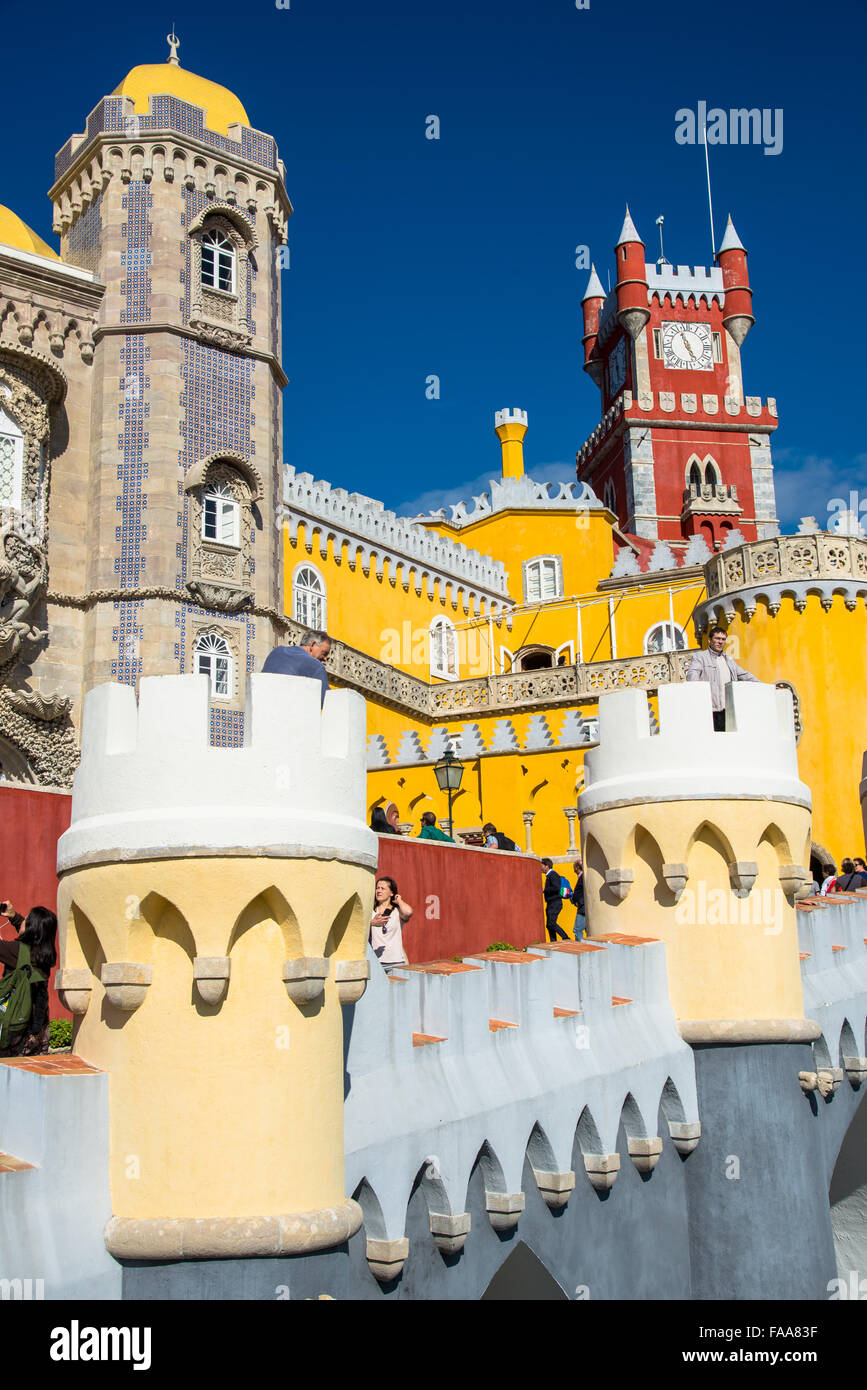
686, 626, 760, 730
262, 630, 331, 706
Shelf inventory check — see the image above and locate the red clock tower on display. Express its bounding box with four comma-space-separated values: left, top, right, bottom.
577, 208, 779, 552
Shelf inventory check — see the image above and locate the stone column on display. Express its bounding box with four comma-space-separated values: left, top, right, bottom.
522, 810, 535, 855
563, 807, 578, 852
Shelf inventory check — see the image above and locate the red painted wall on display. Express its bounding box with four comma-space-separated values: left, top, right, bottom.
0, 785, 73, 1020
375, 835, 547, 961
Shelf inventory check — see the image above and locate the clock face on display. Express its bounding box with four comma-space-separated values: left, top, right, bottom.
609, 337, 628, 395
661, 321, 713, 370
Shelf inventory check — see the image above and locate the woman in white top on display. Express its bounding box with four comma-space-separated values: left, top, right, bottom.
369, 877, 413, 966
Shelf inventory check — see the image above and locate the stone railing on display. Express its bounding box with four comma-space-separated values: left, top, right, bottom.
306, 615, 697, 721
697, 533, 867, 630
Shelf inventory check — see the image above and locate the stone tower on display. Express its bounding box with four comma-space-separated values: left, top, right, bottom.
577, 209, 779, 551
43, 38, 292, 754
56, 671, 375, 1259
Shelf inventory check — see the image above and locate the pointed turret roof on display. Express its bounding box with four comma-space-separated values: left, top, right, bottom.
581, 264, 605, 301
718, 215, 746, 254
616, 205, 643, 245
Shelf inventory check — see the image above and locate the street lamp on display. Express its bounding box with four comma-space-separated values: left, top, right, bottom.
433, 747, 464, 838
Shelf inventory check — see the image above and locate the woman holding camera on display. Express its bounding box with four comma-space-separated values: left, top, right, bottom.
369, 877, 412, 967
0, 901, 57, 1056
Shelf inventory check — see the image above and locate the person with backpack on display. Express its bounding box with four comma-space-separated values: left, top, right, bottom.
483, 822, 518, 852
833, 859, 867, 893
572, 856, 587, 939
0, 901, 57, 1056
540, 859, 570, 942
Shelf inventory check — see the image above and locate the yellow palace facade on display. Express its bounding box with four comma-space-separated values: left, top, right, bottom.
280, 409, 866, 880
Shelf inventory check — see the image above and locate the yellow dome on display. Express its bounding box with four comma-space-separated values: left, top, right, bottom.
113, 63, 250, 137
0, 206, 60, 261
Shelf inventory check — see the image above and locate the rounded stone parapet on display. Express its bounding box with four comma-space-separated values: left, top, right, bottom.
104, 1196, 363, 1261
580, 683, 810, 817
57, 674, 377, 873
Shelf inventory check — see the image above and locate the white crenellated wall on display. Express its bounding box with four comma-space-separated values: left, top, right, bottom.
580, 681, 809, 816
57, 673, 377, 871
281, 466, 510, 611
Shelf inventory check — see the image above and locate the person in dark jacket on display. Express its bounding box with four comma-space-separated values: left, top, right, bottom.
262, 630, 331, 706
540, 859, 569, 942
572, 856, 587, 939
0, 902, 57, 1056
833, 859, 867, 892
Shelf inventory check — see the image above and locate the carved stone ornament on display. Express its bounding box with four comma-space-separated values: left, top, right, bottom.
3, 687, 71, 721
0, 527, 48, 672
188, 320, 252, 352
185, 580, 253, 612
188, 211, 254, 353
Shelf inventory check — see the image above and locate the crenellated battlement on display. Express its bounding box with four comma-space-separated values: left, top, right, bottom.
281, 466, 510, 609
580, 682, 808, 817
57, 673, 376, 871
344, 934, 698, 1272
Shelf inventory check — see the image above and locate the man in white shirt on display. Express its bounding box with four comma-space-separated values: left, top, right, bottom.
686, 626, 760, 730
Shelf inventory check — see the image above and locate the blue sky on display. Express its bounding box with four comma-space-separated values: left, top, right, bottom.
2, 0, 865, 530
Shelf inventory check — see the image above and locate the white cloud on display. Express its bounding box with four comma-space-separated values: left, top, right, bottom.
772, 450, 866, 530
395, 460, 575, 517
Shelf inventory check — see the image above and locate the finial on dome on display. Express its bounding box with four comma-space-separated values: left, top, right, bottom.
167, 30, 180, 66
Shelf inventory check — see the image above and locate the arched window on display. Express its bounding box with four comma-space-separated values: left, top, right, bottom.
689, 461, 702, 490
523, 556, 563, 604
0, 410, 24, 512
293, 564, 326, 629
516, 645, 554, 671
603, 478, 617, 513
643, 621, 688, 655
195, 632, 232, 698
705, 462, 717, 487
202, 482, 240, 546
430, 617, 458, 680
200, 229, 235, 293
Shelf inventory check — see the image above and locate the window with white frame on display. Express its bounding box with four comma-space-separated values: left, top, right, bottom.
430, 616, 459, 679
523, 556, 563, 604
293, 564, 326, 629
0, 412, 24, 511
195, 632, 232, 698
202, 483, 240, 546
200, 229, 236, 293
643, 621, 687, 655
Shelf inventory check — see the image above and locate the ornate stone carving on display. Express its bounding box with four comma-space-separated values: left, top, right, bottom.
4, 687, 71, 721
185, 580, 252, 612
696, 534, 867, 634
188, 211, 254, 353
0, 528, 48, 670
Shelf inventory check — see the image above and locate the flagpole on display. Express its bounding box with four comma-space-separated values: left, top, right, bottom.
703, 116, 716, 259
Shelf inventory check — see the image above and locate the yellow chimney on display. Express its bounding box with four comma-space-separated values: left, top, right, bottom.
494, 408, 528, 480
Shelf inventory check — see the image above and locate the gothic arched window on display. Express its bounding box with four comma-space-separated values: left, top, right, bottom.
293, 564, 327, 629
200, 229, 235, 294
195, 632, 232, 699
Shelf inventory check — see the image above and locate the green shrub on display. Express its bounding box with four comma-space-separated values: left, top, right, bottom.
485, 941, 521, 953
49, 1018, 73, 1050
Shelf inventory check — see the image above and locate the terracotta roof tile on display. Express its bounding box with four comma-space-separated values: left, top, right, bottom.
553, 1007, 580, 1018
468, 951, 540, 963
0, 1054, 101, 1075
594, 933, 658, 946
401, 960, 483, 975
412, 1032, 446, 1047
0, 1152, 35, 1172
611, 995, 633, 1006
799, 952, 811, 960
489, 1018, 518, 1031
832, 944, 846, 952
527, 940, 605, 954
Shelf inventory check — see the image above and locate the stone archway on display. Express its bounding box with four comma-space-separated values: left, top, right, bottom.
810, 840, 836, 884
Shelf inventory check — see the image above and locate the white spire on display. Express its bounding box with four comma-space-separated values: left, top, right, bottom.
581, 264, 605, 301
718, 215, 746, 254
616, 205, 642, 245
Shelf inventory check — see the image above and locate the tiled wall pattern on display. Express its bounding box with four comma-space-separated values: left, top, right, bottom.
66, 193, 102, 274
54, 95, 277, 181
119, 184, 152, 325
